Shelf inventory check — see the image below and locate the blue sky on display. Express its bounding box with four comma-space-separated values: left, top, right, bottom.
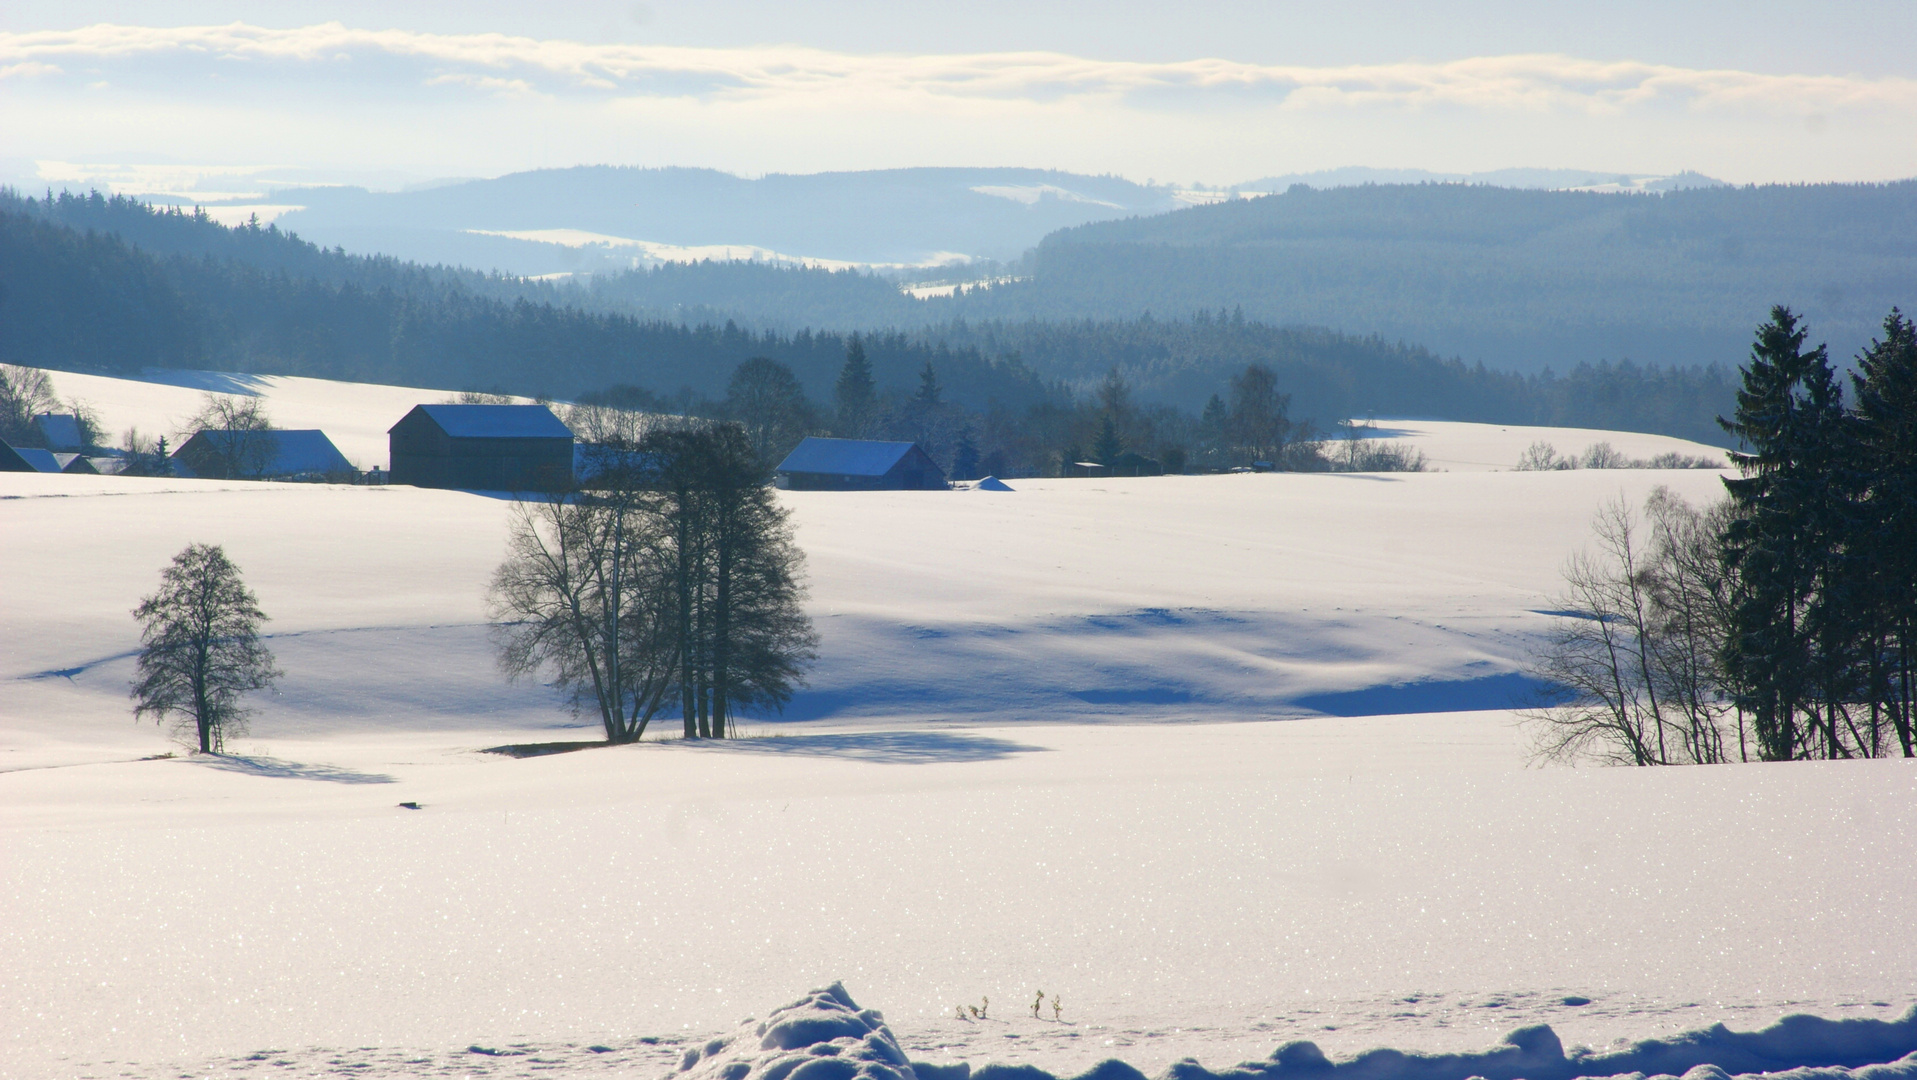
3, 1, 1914, 192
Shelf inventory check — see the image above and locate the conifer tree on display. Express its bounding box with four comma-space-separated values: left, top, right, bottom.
952, 428, 981, 481
1850, 308, 1917, 756
1718, 306, 1850, 759
1092, 415, 1123, 465
915, 360, 942, 408
834, 336, 876, 438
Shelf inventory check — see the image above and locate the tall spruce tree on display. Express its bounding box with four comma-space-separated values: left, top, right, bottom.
915, 360, 942, 408
1850, 308, 1917, 756
1718, 306, 1851, 760
834, 336, 877, 438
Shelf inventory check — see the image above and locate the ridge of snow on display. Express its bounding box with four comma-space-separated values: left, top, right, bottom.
659, 986, 1917, 1080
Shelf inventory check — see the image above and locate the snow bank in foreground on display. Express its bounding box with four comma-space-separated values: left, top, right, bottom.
706, 987, 1917, 1080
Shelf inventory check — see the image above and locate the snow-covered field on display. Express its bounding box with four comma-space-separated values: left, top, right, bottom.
3, 369, 1912, 1080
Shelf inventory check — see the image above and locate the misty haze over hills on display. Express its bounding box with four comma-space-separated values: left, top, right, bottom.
225, 167, 1183, 277
170, 163, 1734, 280
6, 171, 1912, 443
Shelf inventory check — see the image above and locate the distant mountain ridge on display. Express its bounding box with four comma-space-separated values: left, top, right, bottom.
957, 179, 1917, 373
220, 166, 1182, 278
1234, 167, 1727, 194
0, 187, 1745, 447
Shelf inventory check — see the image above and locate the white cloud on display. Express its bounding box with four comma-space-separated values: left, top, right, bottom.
0, 60, 61, 79
2, 23, 1914, 185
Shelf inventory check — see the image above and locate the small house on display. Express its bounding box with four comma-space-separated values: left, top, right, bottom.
0, 443, 44, 472
172, 429, 354, 480
388, 404, 574, 491
774, 437, 947, 491
11, 447, 67, 473
33, 414, 86, 452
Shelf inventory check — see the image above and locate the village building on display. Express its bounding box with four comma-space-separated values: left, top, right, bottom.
33, 414, 86, 452
1, 445, 99, 474
388, 404, 574, 491
171, 429, 355, 480
774, 437, 947, 491
0, 443, 40, 472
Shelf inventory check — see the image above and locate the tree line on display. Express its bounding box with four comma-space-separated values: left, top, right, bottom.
1526, 305, 1917, 763
5, 188, 1747, 447
999, 179, 1917, 375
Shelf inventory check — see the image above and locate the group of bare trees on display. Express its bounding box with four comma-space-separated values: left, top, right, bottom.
489, 419, 817, 743
1527, 306, 1917, 764
1525, 490, 1748, 764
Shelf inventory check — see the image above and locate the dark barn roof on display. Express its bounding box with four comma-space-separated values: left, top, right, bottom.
0, 443, 33, 472
777, 438, 923, 477
397, 404, 573, 439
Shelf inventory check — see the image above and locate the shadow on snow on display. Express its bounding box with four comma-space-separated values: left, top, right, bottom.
1294, 671, 1554, 717
190, 754, 397, 784
676, 730, 1048, 765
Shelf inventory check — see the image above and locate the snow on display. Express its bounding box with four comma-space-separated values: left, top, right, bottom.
1348, 420, 1726, 473
970, 184, 1126, 209
1, 368, 1910, 1080
464, 228, 975, 272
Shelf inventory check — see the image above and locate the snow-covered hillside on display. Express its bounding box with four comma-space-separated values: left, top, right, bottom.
2, 369, 1909, 1080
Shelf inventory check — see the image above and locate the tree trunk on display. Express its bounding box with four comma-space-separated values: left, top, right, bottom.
713, 519, 732, 740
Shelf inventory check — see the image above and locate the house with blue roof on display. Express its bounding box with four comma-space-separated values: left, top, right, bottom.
33, 414, 87, 452
389, 404, 574, 491
172, 429, 355, 480
774, 437, 947, 491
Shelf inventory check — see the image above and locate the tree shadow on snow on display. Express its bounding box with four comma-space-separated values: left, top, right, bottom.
131, 368, 272, 396
679, 730, 1048, 765
1293, 672, 1555, 717
191, 754, 397, 784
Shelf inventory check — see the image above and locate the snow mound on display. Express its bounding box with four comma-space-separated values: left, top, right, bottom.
1135, 1005, 1917, 1080
689, 990, 1917, 1080
973, 476, 1014, 491
677, 983, 922, 1080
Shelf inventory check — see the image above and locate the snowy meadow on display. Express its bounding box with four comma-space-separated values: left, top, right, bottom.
3, 370, 1913, 1080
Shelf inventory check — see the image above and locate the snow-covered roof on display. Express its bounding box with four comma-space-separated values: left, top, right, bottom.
775, 437, 921, 476
173, 429, 354, 478
33, 414, 84, 451
12, 447, 63, 473
400, 404, 573, 440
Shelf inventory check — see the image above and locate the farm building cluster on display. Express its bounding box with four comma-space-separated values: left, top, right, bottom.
3, 404, 960, 492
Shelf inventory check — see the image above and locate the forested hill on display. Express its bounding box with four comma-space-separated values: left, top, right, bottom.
0, 190, 1049, 409
958, 180, 1917, 373
3, 188, 1739, 443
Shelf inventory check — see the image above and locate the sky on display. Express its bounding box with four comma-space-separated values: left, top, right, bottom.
2, 1, 1915, 194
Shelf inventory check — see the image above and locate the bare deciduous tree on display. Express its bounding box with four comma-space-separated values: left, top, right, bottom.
489, 422, 816, 743
177, 393, 276, 479
1523, 490, 1745, 765
131, 543, 281, 754
0, 364, 61, 447
489, 488, 680, 743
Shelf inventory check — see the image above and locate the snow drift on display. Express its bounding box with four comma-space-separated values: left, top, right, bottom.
711, 987, 1917, 1080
